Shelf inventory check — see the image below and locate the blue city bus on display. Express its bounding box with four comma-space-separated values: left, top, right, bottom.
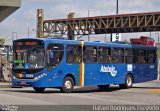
12, 38, 158, 93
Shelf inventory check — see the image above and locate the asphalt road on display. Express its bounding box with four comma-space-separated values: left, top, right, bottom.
0, 81, 160, 105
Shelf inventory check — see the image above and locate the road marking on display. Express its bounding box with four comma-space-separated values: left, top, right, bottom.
150, 89, 160, 93
119, 87, 160, 94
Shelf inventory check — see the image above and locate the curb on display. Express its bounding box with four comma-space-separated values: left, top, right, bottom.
0, 85, 11, 88
0, 85, 22, 88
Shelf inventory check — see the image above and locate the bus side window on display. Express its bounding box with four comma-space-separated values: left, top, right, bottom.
98, 47, 111, 63
66, 46, 74, 63
147, 49, 156, 64
107, 49, 111, 63
66, 45, 82, 63
125, 48, 133, 64
112, 48, 124, 63
74, 46, 82, 63
137, 49, 146, 64
83, 46, 97, 63
47, 44, 64, 70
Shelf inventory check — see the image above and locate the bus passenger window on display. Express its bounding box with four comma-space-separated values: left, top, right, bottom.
66, 45, 82, 63
83, 46, 97, 63
137, 49, 146, 64
125, 49, 133, 64
98, 47, 111, 63
47, 44, 64, 70
112, 48, 124, 63
147, 50, 156, 64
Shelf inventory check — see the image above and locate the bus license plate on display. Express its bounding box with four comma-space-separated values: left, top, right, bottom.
20, 81, 27, 85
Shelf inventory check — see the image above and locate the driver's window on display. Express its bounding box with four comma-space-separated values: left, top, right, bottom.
47, 44, 64, 70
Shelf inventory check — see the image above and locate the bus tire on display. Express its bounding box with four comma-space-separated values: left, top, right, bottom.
98, 85, 110, 90
60, 76, 74, 93
33, 87, 45, 93
119, 74, 133, 89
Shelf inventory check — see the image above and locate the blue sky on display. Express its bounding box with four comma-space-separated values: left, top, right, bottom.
0, 0, 160, 44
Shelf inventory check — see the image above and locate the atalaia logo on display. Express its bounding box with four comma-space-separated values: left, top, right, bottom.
100, 65, 117, 77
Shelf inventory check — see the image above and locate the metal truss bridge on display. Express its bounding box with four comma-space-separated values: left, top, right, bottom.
37, 9, 160, 39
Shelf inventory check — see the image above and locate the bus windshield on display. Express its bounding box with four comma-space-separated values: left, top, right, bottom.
13, 47, 45, 69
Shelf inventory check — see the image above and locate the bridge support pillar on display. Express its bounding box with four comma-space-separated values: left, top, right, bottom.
37, 9, 44, 38
67, 13, 75, 40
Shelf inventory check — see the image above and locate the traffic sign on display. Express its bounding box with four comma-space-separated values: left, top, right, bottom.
112, 33, 121, 42
0, 38, 6, 45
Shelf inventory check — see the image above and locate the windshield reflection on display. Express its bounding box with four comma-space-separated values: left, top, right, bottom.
13, 48, 45, 69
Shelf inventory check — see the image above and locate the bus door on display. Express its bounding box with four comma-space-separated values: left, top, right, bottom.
65, 44, 88, 85
83, 46, 98, 85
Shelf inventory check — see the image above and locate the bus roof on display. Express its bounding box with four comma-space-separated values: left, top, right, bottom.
14, 38, 157, 49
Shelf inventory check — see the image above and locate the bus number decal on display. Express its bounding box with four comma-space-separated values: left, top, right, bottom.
100, 65, 117, 77
25, 74, 34, 78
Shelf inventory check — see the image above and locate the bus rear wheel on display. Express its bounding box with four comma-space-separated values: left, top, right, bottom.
33, 87, 45, 93
119, 74, 133, 89
98, 85, 110, 90
60, 76, 74, 93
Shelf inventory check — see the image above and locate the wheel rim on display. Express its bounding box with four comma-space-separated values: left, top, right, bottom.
64, 80, 72, 89
127, 76, 132, 86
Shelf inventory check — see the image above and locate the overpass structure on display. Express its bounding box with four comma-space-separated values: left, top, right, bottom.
0, 0, 21, 23
0, 0, 21, 81
37, 9, 160, 39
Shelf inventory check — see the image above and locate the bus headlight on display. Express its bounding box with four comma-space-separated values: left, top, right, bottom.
13, 75, 17, 79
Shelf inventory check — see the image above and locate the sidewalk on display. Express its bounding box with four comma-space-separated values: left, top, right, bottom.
134, 80, 160, 88
0, 81, 11, 88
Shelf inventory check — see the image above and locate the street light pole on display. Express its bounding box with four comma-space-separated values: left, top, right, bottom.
88, 10, 90, 41
28, 26, 30, 38
116, 0, 119, 15
12, 32, 17, 41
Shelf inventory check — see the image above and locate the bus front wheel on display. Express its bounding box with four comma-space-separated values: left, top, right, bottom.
33, 87, 45, 93
119, 74, 133, 89
60, 76, 74, 93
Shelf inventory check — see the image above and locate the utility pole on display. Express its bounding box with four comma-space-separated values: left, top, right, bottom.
12, 32, 17, 42
116, 0, 119, 15
88, 10, 90, 41
111, 0, 119, 42
28, 26, 30, 38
